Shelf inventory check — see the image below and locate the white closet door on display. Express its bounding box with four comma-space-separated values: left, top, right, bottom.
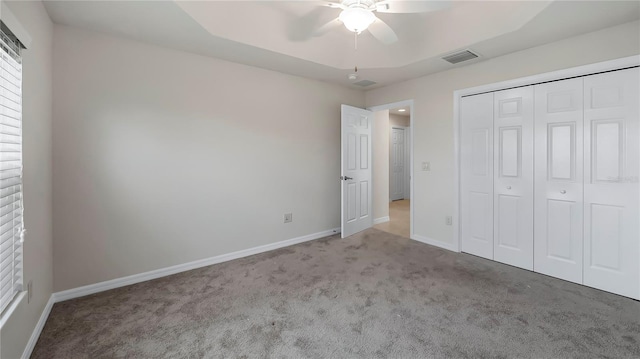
461, 93, 494, 259
534, 78, 584, 284
493, 86, 534, 270
583, 68, 639, 299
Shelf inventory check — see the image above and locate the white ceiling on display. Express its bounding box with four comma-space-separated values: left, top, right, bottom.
41, 0, 640, 89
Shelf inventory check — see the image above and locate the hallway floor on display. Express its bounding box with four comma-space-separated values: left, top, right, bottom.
374, 199, 410, 238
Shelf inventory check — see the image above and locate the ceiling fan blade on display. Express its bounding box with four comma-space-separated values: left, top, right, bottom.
313, 17, 342, 37
367, 17, 398, 45
376, 0, 451, 14
323, 1, 347, 10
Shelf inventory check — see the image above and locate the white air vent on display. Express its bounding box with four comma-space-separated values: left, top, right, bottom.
354, 80, 377, 87
442, 49, 479, 64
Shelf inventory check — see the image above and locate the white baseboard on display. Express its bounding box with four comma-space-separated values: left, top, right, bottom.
373, 216, 390, 225
54, 227, 340, 303
411, 234, 458, 252
22, 295, 55, 359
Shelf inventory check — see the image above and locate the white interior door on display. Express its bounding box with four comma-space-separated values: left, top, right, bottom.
493, 86, 534, 270
341, 105, 373, 238
534, 78, 584, 284
583, 68, 639, 299
390, 127, 405, 201
460, 93, 494, 260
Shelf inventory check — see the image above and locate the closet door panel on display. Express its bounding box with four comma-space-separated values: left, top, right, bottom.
494, 86, 534, 270
461, 93, 494, 259
534, 78, 584, 284
583, 68, 639, 299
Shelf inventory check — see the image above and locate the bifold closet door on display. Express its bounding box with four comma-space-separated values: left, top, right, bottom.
460, 93, 494, 260
493, 86, 534, 270
534, 78, 584, 284
583, 68, 639, 299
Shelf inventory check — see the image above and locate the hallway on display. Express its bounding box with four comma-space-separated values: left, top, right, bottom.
374, 199, 410, 238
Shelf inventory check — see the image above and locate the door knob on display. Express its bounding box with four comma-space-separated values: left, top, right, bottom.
560, 190, 566, 194
506, 186, 511, 190
341, 176, 353, 181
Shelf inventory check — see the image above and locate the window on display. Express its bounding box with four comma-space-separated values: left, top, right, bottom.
0, 27, 24, 315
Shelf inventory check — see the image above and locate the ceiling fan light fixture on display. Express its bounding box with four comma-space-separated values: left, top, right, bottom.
339, 7, 376, 33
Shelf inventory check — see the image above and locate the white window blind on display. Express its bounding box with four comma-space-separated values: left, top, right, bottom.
0, 29, 24, 316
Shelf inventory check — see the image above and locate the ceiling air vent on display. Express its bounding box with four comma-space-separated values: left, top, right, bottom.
353, 80, 377, 87
442, 49, 479, 65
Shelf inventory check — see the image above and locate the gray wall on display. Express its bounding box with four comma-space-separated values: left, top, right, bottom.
366, 20, 640, 248
0, 1, 53, 358
52, 25, 365, 292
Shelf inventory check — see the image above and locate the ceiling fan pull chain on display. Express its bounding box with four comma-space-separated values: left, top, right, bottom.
354, 31, 358, 50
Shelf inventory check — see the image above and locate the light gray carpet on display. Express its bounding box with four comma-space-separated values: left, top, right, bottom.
32, 228, 639, 358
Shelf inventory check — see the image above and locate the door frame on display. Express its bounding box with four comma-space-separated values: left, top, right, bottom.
389, 126, 409, 202
453, 55, 640, 253
368, 100, 415, 240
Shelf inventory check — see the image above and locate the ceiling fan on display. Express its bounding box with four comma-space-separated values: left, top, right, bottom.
314, 0, 451, 45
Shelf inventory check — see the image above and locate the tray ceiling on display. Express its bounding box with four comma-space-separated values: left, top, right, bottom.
41, 0, 640, 89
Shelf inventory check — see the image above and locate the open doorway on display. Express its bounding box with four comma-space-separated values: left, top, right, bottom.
369, 102, 412, 239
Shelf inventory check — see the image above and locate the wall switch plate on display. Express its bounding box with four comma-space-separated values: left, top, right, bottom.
422, 162, 431, 171
284, 213, 293, 223
445, 216, 452, 226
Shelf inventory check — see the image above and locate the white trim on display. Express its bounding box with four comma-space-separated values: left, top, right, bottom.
21, 295, 55, 359
453, 91, 461, 253
54, 228, 340, 302
373, 216, 390, 225
411, 234, 458, 252
407, 105, 414, 241
368, 100, 414, 113
367, 100, 415, 240
453, 55, 640, 253
0, 2, 32, 48
403, 125, 411, 201
0, 291, 26, 329
454, 55, 639, 98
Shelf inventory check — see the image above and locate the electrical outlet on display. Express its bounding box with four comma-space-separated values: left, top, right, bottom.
283, 213, 293, 223
27, 280, 33, 303
422, 162, 431, 171
445, 216, 452, 226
